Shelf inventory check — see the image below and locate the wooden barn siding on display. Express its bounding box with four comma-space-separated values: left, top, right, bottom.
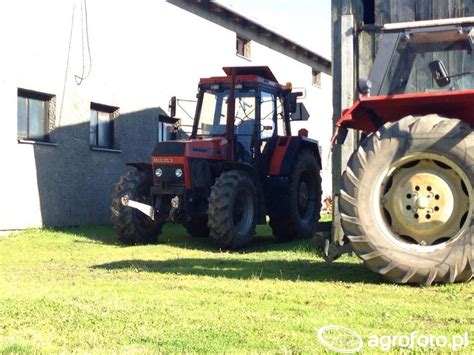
358, 0, 474, 79
371, 1, 474, 87
375, 0, 474, 25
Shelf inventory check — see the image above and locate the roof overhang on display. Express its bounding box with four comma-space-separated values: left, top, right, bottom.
167, 0, 331, 75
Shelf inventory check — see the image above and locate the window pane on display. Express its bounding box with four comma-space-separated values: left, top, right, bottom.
98, 111, 111, 147
90, 110, 98, 145
260, 92, 275, 140
200, 92, 218, 135
261, 92, 275, 120
29, 98, 46, 140
235, 96, 255, 121
17, 96, 28, 139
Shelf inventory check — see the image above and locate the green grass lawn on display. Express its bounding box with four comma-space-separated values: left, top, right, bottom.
0, 225, 472, 353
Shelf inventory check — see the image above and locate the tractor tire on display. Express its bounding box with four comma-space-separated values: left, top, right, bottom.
270, 150, 322, 242
340, 115, 474, 285
208, 170, 256, 249
111, 170, 162, 245
184, 217, 210, 238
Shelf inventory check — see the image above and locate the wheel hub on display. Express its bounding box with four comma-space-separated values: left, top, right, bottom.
382, 158, 470, 246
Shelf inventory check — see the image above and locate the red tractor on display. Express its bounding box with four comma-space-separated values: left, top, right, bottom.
334, 18, 474, 285
111, 66, 322, 249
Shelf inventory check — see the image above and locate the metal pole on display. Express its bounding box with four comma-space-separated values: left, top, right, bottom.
226, 68, 236, 161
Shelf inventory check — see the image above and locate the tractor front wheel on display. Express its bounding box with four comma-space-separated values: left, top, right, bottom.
208, 170, 256, 249
340, 115, 474, 285
111, 170, 162, 245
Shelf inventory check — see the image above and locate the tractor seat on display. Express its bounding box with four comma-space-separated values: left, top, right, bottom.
236, 120, 254, 149
236, 120, 254, 163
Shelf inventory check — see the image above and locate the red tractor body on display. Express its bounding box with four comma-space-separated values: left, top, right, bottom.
338, 90, 474, 132
112, 66, 323, 249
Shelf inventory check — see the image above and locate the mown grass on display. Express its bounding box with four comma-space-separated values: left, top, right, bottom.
0, 225, 472, 353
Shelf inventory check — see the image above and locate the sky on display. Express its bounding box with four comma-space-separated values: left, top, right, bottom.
216, 0, 332, 59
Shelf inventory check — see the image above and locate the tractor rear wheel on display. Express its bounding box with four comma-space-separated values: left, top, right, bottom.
340, 115, 474, 285
208, 170, 256, 249
111, 170, 162, 245
270, 150, 322, 241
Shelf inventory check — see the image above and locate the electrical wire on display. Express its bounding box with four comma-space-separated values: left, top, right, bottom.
75, 0, 92, 85
58, 0, 76, 128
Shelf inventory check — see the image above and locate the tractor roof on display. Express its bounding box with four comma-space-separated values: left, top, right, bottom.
200, 66, 281, 87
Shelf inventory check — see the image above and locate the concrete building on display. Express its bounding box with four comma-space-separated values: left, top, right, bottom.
0, 0, 332, 230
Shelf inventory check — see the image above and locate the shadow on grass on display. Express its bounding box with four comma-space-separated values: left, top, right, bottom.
92, 257, 385, 284
63, 225, 121, 245
62, 224, 323, 255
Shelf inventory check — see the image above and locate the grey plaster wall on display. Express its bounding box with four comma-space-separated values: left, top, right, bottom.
32, 108, 165, 227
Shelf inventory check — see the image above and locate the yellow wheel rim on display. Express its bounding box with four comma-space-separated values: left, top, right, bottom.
381, 154, 471, 246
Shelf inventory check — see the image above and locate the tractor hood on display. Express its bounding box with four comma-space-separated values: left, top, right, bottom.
152, 137, 225, 161
337, 90, 474, 132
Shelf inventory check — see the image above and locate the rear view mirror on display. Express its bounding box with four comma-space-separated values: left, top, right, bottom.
291, 103, 310, 121
429, 60, 451, 87
289, 92, 304, 113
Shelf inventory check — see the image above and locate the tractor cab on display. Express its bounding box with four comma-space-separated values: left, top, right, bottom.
190, 66, 307, 164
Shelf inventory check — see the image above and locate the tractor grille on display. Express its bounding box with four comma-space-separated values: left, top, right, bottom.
153, 164, 185, 187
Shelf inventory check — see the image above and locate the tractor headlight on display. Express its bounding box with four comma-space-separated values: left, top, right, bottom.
175, 168, 183, 178
155, 168, 163, 178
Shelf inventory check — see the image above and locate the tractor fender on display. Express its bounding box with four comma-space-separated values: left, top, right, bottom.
269, 136, 322, 176
222, 161, 255, 176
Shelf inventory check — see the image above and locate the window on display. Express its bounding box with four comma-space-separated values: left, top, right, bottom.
260, 92, 276, 140
90, 103, 118, 148
236, 35, 251, 60
17, 89, 55, 141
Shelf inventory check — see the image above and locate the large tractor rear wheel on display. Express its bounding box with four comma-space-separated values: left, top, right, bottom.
111, 170, 162, 245
340, 115, 473, 285
270, 150, 322, 241
208, 170, 256, 249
